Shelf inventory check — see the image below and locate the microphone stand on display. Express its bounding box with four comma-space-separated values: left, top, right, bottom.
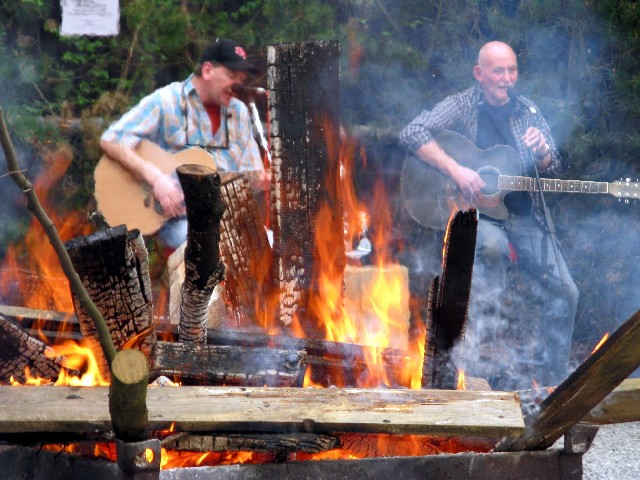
524, 110, 571, 288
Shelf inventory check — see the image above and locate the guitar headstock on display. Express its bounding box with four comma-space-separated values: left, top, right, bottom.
609, 178, 640, 203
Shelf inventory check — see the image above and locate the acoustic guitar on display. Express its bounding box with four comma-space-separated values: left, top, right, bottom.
94, 141, 217, 235
401, 129, 640, 230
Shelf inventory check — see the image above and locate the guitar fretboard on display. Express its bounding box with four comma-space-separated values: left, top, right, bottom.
499, 176, 609, 194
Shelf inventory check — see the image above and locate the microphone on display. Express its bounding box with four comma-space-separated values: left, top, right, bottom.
231, 83, 267, 97
508, 87, 538, 115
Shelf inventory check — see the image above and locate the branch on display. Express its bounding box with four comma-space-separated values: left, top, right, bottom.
0, 105, 116, 365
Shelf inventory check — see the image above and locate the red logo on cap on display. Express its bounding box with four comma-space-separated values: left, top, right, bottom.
235, 46, 247, 59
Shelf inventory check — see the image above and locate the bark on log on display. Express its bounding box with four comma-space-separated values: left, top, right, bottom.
268, 41, 344, 331
495, 307, 640, 452
176, 164, 225, 344
150, 340, 305, 386
0, 316, 65, 383
218, 173, 273, 329
108, 349, 150, 442
64, 225, 156, 379
422, 210, 477, 389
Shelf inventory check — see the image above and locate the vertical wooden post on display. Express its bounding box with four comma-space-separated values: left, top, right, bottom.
267, 41, 344, 333
422, 210, 477, 389
177, 164, 225, 344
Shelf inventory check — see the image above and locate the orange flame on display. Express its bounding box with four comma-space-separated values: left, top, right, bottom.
591, 333, 609, 354
0, 147, 94, 313
456, 369, 466, 390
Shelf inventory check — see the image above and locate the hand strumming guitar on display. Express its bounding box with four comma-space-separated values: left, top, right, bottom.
150, 171, 186, 218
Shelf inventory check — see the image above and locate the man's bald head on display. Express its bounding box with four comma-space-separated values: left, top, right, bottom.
473, 41, 518, 106
477, 41, 517, 67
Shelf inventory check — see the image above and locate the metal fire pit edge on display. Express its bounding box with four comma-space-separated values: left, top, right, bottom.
0, 424, 599, 480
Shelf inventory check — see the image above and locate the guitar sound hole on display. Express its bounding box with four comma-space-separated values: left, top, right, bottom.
478, 166, 501, 196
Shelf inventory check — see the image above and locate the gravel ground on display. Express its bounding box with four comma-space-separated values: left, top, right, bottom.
582, 421, 640, 479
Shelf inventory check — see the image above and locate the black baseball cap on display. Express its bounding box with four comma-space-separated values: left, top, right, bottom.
199, 38, 259, 74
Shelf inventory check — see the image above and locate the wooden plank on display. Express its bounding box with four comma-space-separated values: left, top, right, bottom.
0, 386, 524, 438
496, 307, 640, 451
583, 378, 640, 424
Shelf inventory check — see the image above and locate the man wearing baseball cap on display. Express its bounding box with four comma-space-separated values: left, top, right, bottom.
100, 38, 268, 250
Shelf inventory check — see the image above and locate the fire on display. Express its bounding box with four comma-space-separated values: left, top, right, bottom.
291, 124, 423, 388
591, 333, 609, 354
0, 147, 93, 314
456, 369, 466, 390
8, 339, 109, 386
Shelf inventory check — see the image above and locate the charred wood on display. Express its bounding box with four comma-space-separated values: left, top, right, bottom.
268, 40, 344, 331
176, 164, 225, 344
164, 432, 337, 453
150, 340, 305, 386
0, 315, 65, 383
64, 225, 156, 379
422, 210, 477, 390
218, 173, 273, 329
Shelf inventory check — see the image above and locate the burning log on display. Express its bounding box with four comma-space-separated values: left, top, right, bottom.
422, 210, 477, 389
268, 40, 344, 330
0, 385, 524, 438
0, 316, 65, 383
176, 164, 225, 343
0, 305, 83, 342
64, 225, 156, 379
150, 341, 305, 386
1, 107, 116, 368
495, 307, 640, 451
168, 174, 272, 331
164, 432, 338, 454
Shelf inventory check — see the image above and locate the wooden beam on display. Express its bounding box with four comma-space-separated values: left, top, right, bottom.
423, 210, 477, 389
165, 432, 338, 453
268, 40, 344, 331
0, 386, 524, 438
495, 307, 640, 451
583, 378, 640, 424
150, 341, 305, 386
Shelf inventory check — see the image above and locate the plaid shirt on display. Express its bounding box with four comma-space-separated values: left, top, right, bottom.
399, 84, 562, 223
101, 74, 262, 173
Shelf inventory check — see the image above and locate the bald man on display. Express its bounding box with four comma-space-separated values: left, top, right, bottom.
400, 41, 578, 389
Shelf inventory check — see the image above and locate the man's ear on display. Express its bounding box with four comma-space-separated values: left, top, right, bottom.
472, 65, 482, 82
201, 61, 214, 79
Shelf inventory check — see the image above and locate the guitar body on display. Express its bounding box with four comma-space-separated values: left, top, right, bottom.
94, 141, 216, 235
401, 129, 522, 230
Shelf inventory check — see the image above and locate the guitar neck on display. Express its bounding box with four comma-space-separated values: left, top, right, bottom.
499, 176, 610, 195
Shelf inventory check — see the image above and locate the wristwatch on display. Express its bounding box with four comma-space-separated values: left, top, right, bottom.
536, 142, 550, 158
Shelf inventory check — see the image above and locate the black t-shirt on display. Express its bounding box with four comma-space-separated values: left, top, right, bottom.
477, 101, 532, 215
